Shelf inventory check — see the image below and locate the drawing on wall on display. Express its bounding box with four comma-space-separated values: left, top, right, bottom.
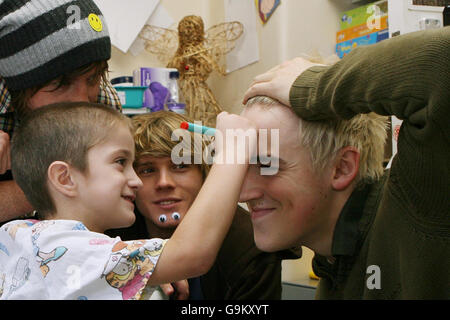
256, 0, 280, 24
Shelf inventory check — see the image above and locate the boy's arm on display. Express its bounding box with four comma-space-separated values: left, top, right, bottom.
0, 179, 33, 222
147, 113, 256, 285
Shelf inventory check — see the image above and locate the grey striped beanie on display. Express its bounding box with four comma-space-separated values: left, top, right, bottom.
0, 0, 111, 91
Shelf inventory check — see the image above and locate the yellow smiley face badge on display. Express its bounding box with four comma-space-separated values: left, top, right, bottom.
88, 13, 103, 32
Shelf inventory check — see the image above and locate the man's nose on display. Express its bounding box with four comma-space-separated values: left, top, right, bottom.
239, 170, 264, 203
156, 169, 176, 189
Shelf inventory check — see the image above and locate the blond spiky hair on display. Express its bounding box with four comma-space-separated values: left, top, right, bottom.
246, 52, 388, 186
299, 110, 388, 185
246, 95, 388, 186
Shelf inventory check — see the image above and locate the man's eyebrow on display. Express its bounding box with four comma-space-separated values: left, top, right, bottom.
253, 154, 284, 165
134, 159, 153, 167
277, 157, 285, 164
264, 156, 284, 165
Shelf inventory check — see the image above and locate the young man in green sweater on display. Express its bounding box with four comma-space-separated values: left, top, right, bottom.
240, 27, 450, 299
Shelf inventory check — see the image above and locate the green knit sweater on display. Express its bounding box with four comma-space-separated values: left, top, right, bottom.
290, 27, 450, 299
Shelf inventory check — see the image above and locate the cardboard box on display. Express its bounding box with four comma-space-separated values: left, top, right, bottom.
335, 28, 389, 58
133, 68, 152, 87
337, 14, 388, 43
340, 0, 388, 30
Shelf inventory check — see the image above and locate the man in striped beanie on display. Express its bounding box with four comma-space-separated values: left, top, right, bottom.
0, 0, 122, 223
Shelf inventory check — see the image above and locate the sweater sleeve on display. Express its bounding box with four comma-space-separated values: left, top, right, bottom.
289, 27, 450, 223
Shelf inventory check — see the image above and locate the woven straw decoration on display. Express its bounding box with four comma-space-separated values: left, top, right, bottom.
140, 15, 243, 127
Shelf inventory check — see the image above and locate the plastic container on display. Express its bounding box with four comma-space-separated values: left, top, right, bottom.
114, 86, 148, 108
167, 71, 180, 106
143, 88, 154, 109
111, 76, 134, 87
167, 71, 187, 113
168, 103, 186, 114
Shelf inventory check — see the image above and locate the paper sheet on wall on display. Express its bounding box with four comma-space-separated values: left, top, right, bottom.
224, 0, 260, 73
93, 0, 160, 53
128, 3, 175, 57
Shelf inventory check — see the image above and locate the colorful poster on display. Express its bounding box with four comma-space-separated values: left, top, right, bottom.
255, 0, 280, 24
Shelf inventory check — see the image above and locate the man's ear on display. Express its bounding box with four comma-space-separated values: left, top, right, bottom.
331, 147, 360, 191
47, 161, 78, 197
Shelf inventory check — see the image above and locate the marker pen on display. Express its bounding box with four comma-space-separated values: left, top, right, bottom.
180, 121, 216, 136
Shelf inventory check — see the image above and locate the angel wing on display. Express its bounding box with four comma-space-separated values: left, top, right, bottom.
205, 21, 243, 61
139, 24, 178, 65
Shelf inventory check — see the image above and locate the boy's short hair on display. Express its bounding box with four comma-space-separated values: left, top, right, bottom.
11, 102, 132, 217
132, 111, 211, 179
246, 96, 388, 186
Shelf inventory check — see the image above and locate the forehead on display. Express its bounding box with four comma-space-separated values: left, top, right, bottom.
90, 123, 134, 154
241, 103, 301, 149
135, 156, 172, 166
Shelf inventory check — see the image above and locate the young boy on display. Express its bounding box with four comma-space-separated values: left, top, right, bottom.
0, 0, 121, 222
0, 102, 255, 300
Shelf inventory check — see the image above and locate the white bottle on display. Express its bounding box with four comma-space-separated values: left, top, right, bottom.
167, 71, 180, 105
167, 71, 186, 114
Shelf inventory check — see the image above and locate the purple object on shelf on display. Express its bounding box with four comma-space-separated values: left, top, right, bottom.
149, 81, 169, 112
143, 88, 154, 108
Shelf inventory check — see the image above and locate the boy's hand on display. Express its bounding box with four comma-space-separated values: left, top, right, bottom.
214, 112, 257, 165
160, 280, 189, 300
0, 130, 11, 174
242, 57, 322, 106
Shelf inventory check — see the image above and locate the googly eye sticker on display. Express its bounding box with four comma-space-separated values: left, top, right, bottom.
172, 212, 181, 220
159, 214, 167, 223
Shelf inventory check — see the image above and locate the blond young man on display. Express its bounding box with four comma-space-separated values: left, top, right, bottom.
240, 27, 450, 299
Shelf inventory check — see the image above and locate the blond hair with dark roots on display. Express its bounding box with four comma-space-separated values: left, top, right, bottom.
131, 111, 212, 179
245, 96, 388, 187
245, 52, 388, 187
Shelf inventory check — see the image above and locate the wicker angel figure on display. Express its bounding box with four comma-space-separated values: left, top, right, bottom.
139, 15, 243, 126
